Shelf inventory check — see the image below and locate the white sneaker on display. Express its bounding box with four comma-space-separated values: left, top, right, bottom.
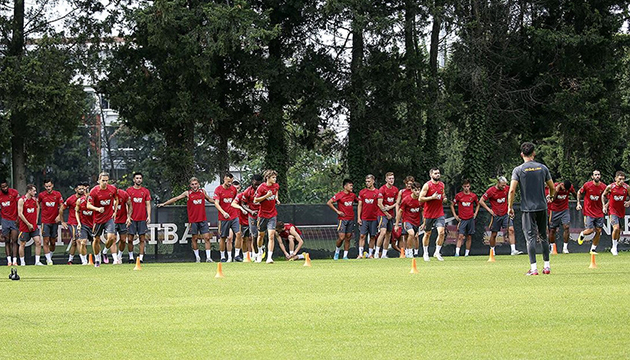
227, 258, 233, 263
255, 255, 263, 263
206, 258, 214, 263
381, 253, 389, 259
611, 248, 618, 256
266, 258, 274, 264
562, 248, 570, 254
423, 254, 430, 262
35, 261, 45, 266
195, 258, 201, 263
374, 253, 380, 259
511, 250, 524, 255
434, 252, 444, 261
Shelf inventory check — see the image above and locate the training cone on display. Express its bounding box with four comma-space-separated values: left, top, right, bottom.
487, 248, 496, 262
88, 254, 94, 265
399, 248, 405, 258
133, 257, 141, 271
551, 244, 558, 255
244, 252, 251, 263
303, 253, 312, 267
410, 258, 419, 274
215, 262, 225, 278
589, 253, 597, 268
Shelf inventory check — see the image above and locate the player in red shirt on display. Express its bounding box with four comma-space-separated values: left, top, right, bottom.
375, 172, 398, 258
274, 221, 305, 260
213, 173, 242, 262
396, 176, 417, 258
254, 169, 281, 263
576, 170, 607, 253
232, 175, 263, 261
112, 188, 131, 262
87, 172, 120, 266
125, 172, 152, 263
0, 180, 20, 266
602, 171, 630, 256
450, 179, 480, 257
59, 183, 83, 264
480, 177, 522, 256
395, 181, 423, 258
37, 179, 64, 265
327, 179, 358, 260
357, 175, 379, 258
17, 184, 43, 266
75, 182, 94, 265
546, 180, 576, 254
419, 168, 447, 261
158, 177, 214, 262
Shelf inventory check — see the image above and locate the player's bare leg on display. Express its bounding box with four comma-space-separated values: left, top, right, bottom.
381, 232, 392, 258
455, 233, 465, 256
561, 224, 570, 253
266, 229, 276, 263
434, 227, 445, 261
591, 228, 602, 253
334, 232, 346, 260
204, 233, 212, 262
191, 234, 201, 262
549, 227, 557, 254
375, 228, 387, 258
422, 230, 432, 261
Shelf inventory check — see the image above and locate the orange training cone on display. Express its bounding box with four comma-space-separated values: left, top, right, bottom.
88, 254, 94, 265
133, 257, 141, 271
551, 243, 558, 255
589, 253, 597, 269
410, 258, 419, 274
244, 252, 252, 263
399, 247, 405, 258
487, 248, 496, 262
215, 262, 225, 278
303, 253, 312, 267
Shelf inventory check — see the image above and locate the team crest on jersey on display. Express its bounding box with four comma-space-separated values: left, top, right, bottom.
133, 198, 143, 203
26, 208, 35, 213
589, 195, 600, 201
497, 198, 506, 203
100, 199, 111, 206
193, 199, 203, 205
364, 199, 374, 204
45, 201, 56, 207
614, 195, 624, 201
462, 202, 471, 207
1, 201, 10, 207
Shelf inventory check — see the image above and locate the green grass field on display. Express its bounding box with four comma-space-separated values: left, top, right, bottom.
1, 252, 629, 359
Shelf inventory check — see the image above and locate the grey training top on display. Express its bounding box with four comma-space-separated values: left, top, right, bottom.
511, 160, 552, 212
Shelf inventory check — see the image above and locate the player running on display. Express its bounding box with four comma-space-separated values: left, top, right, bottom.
275, 221, 305, 260
480, 177, 523, 256
450, 179, 479, 257
396, 176, 417, 258
17, 184, 42, 266
357, 175, 379, 258
113, 187, 131, 262
375, 172, 398, 258
38, 179, 64, 265
395, 181, 422, 258
126, 172, 152, 263
75, 183, 94, 265
546, 180, 576, 254
508, 142, 555, 275
419, 168, 447, 261
214, 173, 242, 262
576, 170, 607, 253
0, 180, 20, 266
254, 169, 281, 264
327, 179, 358, 260
87, 173, 121, 266
60, 183, 83, 264
602, 171, 630, 256
232, 175, 263, 261
158, 177, 214, 262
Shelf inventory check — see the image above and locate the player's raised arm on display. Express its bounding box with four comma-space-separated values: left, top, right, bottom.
157, 191, 188, 207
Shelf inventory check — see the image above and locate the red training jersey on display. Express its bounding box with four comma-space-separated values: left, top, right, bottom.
89, 185, 118, 224
38, 190, 63, 224
279, 223, 302, 239
234, 192, 249, 226
115, 189, 129, 224
0, 188, 19, 221
400, 195, 422, 226
127, 186, 152, 221
378, 185, 399, 217
399, 189, 412, 203
187, 189, 207, 223
608, 182, 629, 217
240, 186, 260, 219
255, 182, 280, 219
482, 186, 509, 216
358, 188, 379, 221
580, 181, 607, 218
18, 196, 38, 232
330, 191, 357, 220
423, 181, 445, 219
453, 192, 478, 220
547, 183, 574, 212
214, 185, 238, 221
77, 196, 94, 229
64, 194, 79, 226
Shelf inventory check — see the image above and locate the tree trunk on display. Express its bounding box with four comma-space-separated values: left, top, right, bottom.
10, 0, 26, 194
347, 13, 366, 185
424, 0, 442, 172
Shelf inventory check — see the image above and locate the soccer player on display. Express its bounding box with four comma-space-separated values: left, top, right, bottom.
158, 177, 214, 262
17, 184, 43, 266
113, 187, 131, 262
375, 172, 398, 258
357, 175, 379, 258
601, 171, 630, 256
87, 172, 121, 266
60, 183, 83, 264
214, 173, 242, 262
395, 181, 422, 258
576, 170, 607, 253
327, 179, 358, 260
396, 176, 417, 258
38, 179, 64, 265
126, 172, 152, 263
480, 177, 522, 256
547, 180, 576, 254
254, 169, 281, 264
0, 180, 20, 266
419, 168, 447, 261
232, 175, 263, 261
508, 142, 555, 275
75, 183, 94, 265
275, 221, 305, 260
450, 179, 479, 257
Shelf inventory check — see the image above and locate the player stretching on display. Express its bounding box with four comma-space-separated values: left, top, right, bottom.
450, 179, 479, 257
327, 179, 358, 260
76, 183, 94, 265
375, 172, 398, 258
395, 181, 422, 258
275, 221, 305, 260
602, 171, 630, 256
232, 175, 262, 261
0, 180, 20, 266
87, 173, 121, 266
357, 175, 379, 258
419, 168, 447, 261
508, 142, 555, 275
126, 172, 152, 263
254, 170, 281, 264
38, 179, 64, 265
158, 177, 213, 262
480, 177, 522, 256
214, 173, 242, 262
17, 185, 42, 265
547, 180, 576, 254
397, 176, 417, 257
60, 183, 82, 264
576, 170, 607, 253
